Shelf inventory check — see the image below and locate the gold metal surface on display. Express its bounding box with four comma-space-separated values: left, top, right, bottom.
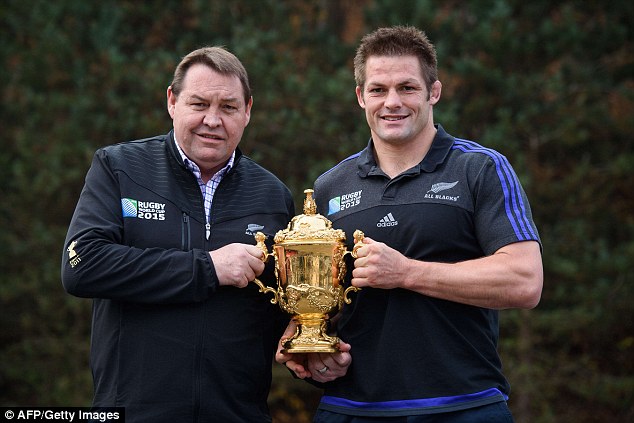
253, 189, 363, 353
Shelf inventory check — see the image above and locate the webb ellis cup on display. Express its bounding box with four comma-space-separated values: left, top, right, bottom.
252, 189, 364, 353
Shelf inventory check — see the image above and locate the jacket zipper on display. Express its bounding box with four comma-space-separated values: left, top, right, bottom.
182, 210, 203, 421
181, 213, 191, 250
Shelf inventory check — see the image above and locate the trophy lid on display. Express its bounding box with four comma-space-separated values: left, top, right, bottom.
274, 189, 346, 244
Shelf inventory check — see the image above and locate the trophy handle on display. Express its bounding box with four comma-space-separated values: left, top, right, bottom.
342, 229, 365, 304
252, 232, 278, 304
344, 229, 365, 259
343, 285, 361, 304
252, 278, 278, 304
351, 229, 365, 258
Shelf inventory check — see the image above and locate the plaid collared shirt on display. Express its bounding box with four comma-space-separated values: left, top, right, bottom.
174, 137, 234, 239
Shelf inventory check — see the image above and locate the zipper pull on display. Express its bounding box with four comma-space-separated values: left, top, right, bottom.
206, 223, 210, 240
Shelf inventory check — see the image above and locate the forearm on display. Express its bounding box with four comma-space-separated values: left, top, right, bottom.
62, 152, 218, 304
62, 237, 217, 304
403, 241, 543, 309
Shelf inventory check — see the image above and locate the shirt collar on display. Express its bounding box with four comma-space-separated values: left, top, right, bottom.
357, 124, 454, 177
173, 135, 235, 178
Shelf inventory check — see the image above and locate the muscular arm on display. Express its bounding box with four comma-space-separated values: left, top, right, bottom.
352, 238, 543, 310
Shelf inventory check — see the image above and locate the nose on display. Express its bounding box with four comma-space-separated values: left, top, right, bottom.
203, 108, 221, 128
384, 88, 402, 109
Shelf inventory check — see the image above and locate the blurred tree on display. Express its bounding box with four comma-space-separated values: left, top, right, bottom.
364, 1, 634, 421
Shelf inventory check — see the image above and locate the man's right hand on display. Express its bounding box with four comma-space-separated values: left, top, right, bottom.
209, 243, 265, 287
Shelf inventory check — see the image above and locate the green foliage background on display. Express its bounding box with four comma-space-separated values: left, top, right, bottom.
1, 1, 632, 422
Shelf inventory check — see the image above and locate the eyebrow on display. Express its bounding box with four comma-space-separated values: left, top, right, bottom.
367, 78, 422, 87
365, 79, 425, 89
187, 94, 241, 103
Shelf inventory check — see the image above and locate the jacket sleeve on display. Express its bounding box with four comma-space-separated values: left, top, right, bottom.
61, 150, 218, 304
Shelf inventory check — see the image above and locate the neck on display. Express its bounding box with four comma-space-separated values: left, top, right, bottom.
373, 127, 437, 179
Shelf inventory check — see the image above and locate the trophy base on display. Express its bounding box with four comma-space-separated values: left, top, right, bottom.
282, 339, 341, 354
282, 315, 340, 353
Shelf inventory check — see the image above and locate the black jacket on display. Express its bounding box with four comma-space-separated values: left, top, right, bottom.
62, 132, 294, 422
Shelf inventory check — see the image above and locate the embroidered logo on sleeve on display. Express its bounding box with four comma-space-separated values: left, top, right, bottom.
67, 240, 81, 268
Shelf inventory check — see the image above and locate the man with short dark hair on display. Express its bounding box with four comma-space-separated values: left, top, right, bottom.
278, 26, 543, 423
63, 46, 294, 422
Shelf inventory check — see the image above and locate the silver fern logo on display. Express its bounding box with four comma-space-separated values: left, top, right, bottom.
427, 181, 459, 194
245, 223, 265, 235
425, 181, 460, 202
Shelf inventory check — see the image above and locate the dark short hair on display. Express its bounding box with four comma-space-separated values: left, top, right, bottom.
354, 26, 438, 94
170, 46, 251, 105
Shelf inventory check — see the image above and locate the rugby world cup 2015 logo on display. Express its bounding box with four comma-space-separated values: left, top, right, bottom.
328, 190, 362, 215
121, 198, 166, 221
121, 198, 138, 217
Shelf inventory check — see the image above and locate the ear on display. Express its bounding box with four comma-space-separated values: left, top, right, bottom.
244, 96, 253, 126
429, 80, 442, 105
167, 86, 176, 118
355, 86, 366, 108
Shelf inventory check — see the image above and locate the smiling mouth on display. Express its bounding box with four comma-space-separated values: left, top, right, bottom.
197, 133, 224, 140
382, 116, 408, 121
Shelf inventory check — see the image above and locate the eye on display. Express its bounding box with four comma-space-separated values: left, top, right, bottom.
222, 104, 239, 112
368, 87, 385, 94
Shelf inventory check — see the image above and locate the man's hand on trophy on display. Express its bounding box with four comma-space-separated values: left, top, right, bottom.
209, 243, 266, 287
307, 341, 352, 383
351, 236, 410, 290
276, 321, 311, 379
275, 321, 352, 382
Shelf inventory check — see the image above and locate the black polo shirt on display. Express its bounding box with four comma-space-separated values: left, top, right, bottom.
312, 125, 540, 417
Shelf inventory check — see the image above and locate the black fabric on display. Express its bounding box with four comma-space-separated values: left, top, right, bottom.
62, 132, 294, 422
311, 125, 540, 416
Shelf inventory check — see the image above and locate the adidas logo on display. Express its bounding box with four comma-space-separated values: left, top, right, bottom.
377, 213, 398, 227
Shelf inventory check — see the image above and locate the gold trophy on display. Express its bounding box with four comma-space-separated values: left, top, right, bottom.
252, 189, 363, 353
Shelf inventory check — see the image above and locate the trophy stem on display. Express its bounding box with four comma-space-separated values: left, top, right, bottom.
282, 313, 340, 353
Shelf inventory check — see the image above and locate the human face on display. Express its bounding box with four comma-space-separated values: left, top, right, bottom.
356, 55, 441, 148
167, 64, 252, 181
